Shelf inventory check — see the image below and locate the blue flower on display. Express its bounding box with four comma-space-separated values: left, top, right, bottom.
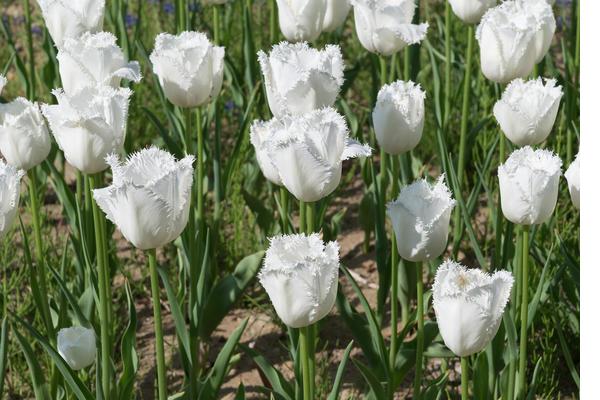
163, 3, 175, 13
225, 100, 235, 112
31, 25, 43, 36
125, 14, 138, 28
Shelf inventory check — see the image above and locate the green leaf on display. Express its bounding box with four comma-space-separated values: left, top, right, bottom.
352, 358, 386, 400
473, 353, 490, 400
12, 324, 51, 400
327, 341, 353, 400
240, 344, 294, 399
118, 281, 138, 400
0, 318, 10, 396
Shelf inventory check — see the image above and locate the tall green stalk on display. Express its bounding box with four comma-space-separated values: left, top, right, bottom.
148, 249, 168, 400
269, 0, 277, 44
517, 226, 530, 399
389, 156, 400, 377
24, 0, 35, 100
413, 261, 424, 399
443, 0, 451, 127
196, 108, 204, 226
461, 357, 469, 400
299, 327, 311, 400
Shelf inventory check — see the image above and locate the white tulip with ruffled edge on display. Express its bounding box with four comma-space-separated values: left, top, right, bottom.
323, 0, 352, 32
276, 0, 327, 42
433, 260, 514, 357
0, 75, 6, 96
57, 326, 96, 370
564, 154, 579, 210
259, 233, 340, 328
448, 0, 496, 24
0, 160, 24, 238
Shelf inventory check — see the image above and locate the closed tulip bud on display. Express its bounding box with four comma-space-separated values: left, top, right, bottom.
0, 160, 24, 238
0, 75, 6, 95
250, 120, 283, 186
351, 0, 429, 56
564, 154, 579, 210
432, 260, 513, 357
476, 1, 538, 83
36, 0, 105, 49
276, 0, 326, 42
259, 233, 340, 328
498, 146, 562, 225
0, 98, 51, 170
448, 0, 496, 24
373, 80, 425, 155
493, 78, 562, 147
150, 32, 225, 108
387, 175, 456, 262
57, 326, 96, 370
255, 108, 371, 202
524, 0, 555, 64
93, 147, 195, 250
323, 0, 352, 32
258, 42, 344, 118
58, 32, 142, 95
42, 86, 132, 174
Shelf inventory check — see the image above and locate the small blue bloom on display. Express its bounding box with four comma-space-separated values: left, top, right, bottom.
125, 14, 138, 28
163, 3, 175, 13
31, 25, 43, 36
225, 100, 235, 112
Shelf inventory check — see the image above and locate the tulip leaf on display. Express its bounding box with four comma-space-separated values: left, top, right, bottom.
553, 315, 580, 389
234, 383, 245, 400
0, 318, 10, 396
242, 189, 275, 235
423, 371, 449, 400
526, 359, 543, 400
327, 340, 353, 400
240, 344, 294, 400
352, 358, 386, 400
48, 261, 93, 329
198, 251, 264, 340
117, 281, 138, 400
142, 106, 183, 158
527, 241, 555, 329
473, 353, 490, 400
11, 323, 51, 400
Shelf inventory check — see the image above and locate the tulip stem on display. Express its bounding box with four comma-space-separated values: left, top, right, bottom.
269, 0, 277, 44
461, 357, 469, 400
148, 249, 168, 400
443, 0, 451, 127
89, 175, 112, 398
518, 226, 530, 399
24, 0, 35, 99
299, 327, 312, 400
280, 188, 289, 234
413, 261, 424, 399
306, 202, 315, 234
196, 108, 204, 227
389, 156, 400, 383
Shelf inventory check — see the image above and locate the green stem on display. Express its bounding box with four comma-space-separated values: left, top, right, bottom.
212, 102, 222, 220
443, 0, 451, 127
299, 327, 312, 400
89, 175, 111, 398
299, 201, 307, 233
269, 0, 277, 44
305, 202, 315, 234
413, 261, 424, 399
213, 6, 221, 45
280, 188, 289, 234
196, 108, 204, 226
184, 108, 193, 155
148, 249, 168, 400
379, 56, 387, 85
461, 357, 469, 400
24, 0, 35, 99
517, 226, 530, 399
389, 156, 399, 380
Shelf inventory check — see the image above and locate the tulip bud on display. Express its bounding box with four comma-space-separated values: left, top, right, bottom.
493, 78, 562, 147
276, 0, 327, 42
57, 32, 142, 95
42, 86, 132, 174
57, 326, 96, 370
150, 31, 225, 108
254, 108, 371, 202
36, 0, 105, 49
0, 160, 24, 238
93, 147, 195, 250
258, 42, 344, 118
323, 0, 352, 32
387, 175, 456, 262
250, 120, 283, 186
0, 98, 51, 170
0, 75, 6, 95
564, 154, 579, 210
432, 260, 513, 357
498, 146, 562, 225
351, 0, 429, 56
476, 1, 539, 83
373, 80, 425, 155
259, 233, 340, 328
448, 0, 496, 24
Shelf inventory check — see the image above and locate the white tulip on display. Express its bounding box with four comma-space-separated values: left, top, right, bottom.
351, 0, 429, 56
323, 0, 352, 32
57, 326, 96, 370
448, 0, 496, 24
93, 147, 195, 250
387, 175, 456, 262
0, 75, 6, 95
255, 108, 371, 202
250, 120, 283, 186
150, 31, 225, 108
476, 1, 539, 83
0, 98, 51, 170
373, 80, 425, 155
259, 233, 340, 328
432, 260, 513, 357
522, 0, 555, 63
42, 86, 132, 174
57, 32, 142, 95
258, 42, 344, 118
0, 160, 24, 238
498, 146, 562, 225
36, 0, 105, 49
564, 154, 579, 210
493, 78, 562, 147
276, 0, 327, 42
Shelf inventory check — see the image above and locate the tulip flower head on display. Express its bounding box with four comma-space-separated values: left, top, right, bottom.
42, 86, 132, 174
564, 153, 580, 210
250, 120, 283, 186
373, 80, 425, 155
523, 0, 556, 63
259, 233, 340, 328
351, 0, 429, 56
36, 0, 105, 49
57, 32, 142, 95
323, 0, 352, 32
493, 78, 562, 147
0, 75, 6, 95
0, 160, 24, 238
57, 326, 96, 370
448, 0, 496, 24
252, 108, 371, 202
258, 42, 344, 118
498, 146, 562, 225
93, 147, 195, 250
433, 260, 513, 357
276, 0, 327, 42
150, 31, 225, 108
0, 98, 51, 170
387, 175, 456, 262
